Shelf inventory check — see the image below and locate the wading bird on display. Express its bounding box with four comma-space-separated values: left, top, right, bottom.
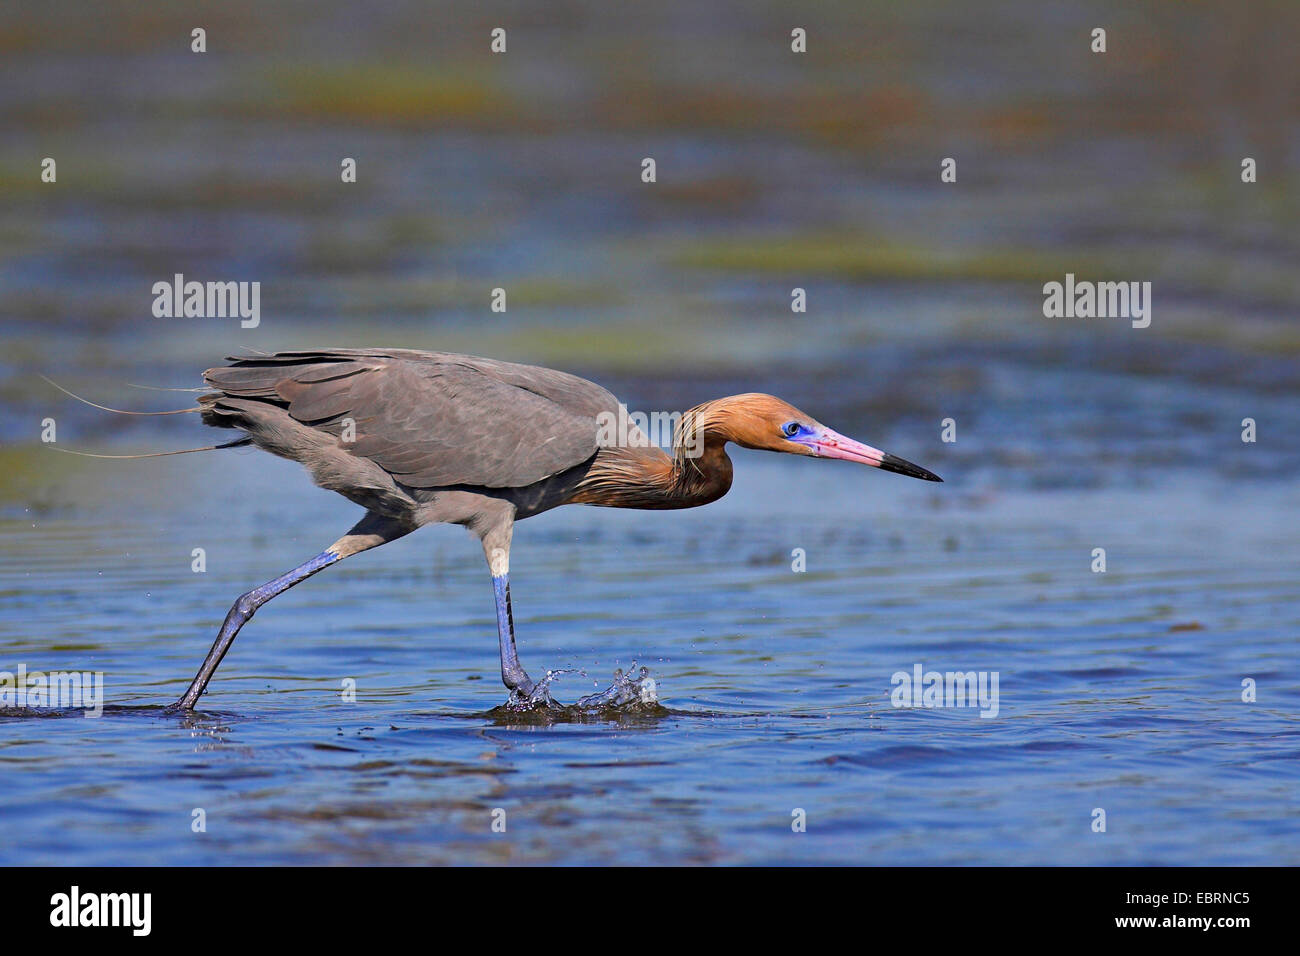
155, 349, 940, 710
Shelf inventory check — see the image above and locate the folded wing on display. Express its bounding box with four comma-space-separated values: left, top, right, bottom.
202, 349, 610, 489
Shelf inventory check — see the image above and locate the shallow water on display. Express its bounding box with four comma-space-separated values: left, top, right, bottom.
2, 436, 1298, 864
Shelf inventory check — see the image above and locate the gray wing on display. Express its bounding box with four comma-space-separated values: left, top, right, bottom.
203, 349, 613, 489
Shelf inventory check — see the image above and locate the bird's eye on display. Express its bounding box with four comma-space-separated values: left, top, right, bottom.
783, 421, 801, 438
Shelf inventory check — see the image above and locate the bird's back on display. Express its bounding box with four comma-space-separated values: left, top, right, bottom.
200, 348, 626, 517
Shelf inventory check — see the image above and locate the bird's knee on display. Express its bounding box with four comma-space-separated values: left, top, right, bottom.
329, 514, 414, 558
232, 591, 260, 620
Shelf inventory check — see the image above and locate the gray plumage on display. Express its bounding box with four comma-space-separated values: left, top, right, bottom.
200, 348, 626, 520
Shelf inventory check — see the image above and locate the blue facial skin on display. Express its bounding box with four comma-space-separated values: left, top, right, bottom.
782, 421, 816, 449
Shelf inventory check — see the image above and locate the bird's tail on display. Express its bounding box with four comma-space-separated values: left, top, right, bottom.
40, 375, 251, 459
45, 439, 252, 460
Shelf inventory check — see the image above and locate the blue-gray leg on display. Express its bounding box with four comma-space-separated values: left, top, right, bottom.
171, 511, 412, 710
492, 573, 534, 696
172, 550, 340, 709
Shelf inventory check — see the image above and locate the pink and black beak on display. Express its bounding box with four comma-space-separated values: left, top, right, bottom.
792, 424, 942, 482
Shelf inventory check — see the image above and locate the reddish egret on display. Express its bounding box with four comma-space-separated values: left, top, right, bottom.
165, 348, 940, 710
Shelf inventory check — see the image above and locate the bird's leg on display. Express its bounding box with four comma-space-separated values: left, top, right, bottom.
478, 517, 542, 702
486, 563, 654, 711
172, 551, 338, 710
491, 572, 534, 697
170, 512, 410, 711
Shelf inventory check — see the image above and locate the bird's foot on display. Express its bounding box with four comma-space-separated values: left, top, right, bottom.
504, 669, 571, 711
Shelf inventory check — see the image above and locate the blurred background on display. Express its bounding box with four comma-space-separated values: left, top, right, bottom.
3, 0, 1298, 477
0, 1, 1297, 865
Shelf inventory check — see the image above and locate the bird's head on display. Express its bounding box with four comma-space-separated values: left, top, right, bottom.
709, 393, 943, 482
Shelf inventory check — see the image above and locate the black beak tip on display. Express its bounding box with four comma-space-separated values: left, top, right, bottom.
880, 453, 944, 483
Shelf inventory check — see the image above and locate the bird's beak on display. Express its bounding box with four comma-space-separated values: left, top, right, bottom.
801, 426, 943, 482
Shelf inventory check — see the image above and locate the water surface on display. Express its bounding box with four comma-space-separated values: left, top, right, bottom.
2, 434, 1297, 864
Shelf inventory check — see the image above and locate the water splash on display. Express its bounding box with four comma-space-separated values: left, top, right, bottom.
503, 664, 657, 714
574, 665, 655, 709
